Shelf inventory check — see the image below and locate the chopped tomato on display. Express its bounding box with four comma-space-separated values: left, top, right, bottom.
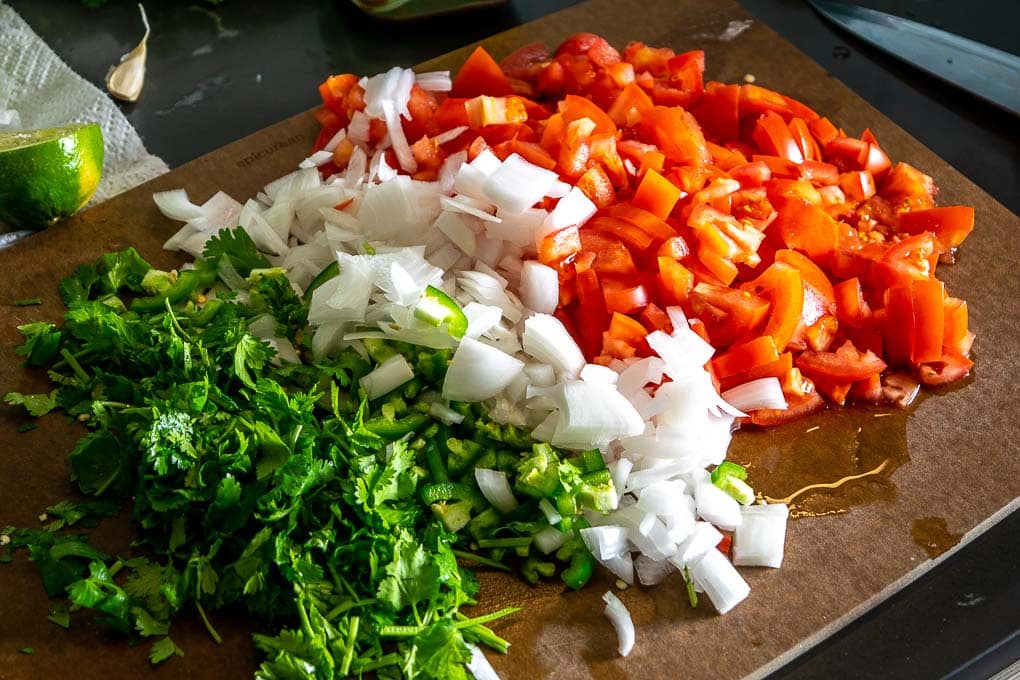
796, 340, 887, 383
451, 46, 514, 97
749, 391, 825, 427
310, 32, 978, 424
898, 206, 974, 250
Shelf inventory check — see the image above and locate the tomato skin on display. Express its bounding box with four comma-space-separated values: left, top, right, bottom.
875, 232, 940, 290
742, 262, 804, 351
557, 33, 622, 67
749, 391, 825, 427
796, 340, 887, 383
451, 46, 514, 97
576, 268, 611, 360
500, 42, 551, 81
898, 206, 974, 250
918, 352, 973, 386
752, 112, 804, 163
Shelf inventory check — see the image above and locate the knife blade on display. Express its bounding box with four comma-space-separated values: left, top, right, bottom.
808, 0, 1020, 117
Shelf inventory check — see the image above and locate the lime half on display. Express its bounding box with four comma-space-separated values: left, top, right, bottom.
0, 123, 104, 231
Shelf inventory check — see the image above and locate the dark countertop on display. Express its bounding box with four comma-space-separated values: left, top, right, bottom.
5, 1, 1019, 678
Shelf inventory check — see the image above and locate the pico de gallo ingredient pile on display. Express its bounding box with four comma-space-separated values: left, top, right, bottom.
2, 32, 976, 677
313, 33, 975, 426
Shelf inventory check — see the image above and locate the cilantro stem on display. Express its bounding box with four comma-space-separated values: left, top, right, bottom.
682, 566, 699, 608
339, 615, 359, 676
194, 600, 223, 644
325, 598, 377, 621
353, 653, 401, 673
459, 619, 511, 654
453, 606, 521, 629
295, 588, 315, 641
60, 348, 89, 382
411, 602, 422, 627
379, 624, 420, 639
288, 423, 303, 452
164, 298, 193, 341
452, 549, 512, 572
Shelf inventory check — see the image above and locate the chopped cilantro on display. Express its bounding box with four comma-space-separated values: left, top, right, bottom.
1, 230, 613, 676
14, 298, 42, 306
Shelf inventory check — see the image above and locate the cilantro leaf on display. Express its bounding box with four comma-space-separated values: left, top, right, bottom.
14, 322, 62, 366
377, 531, 438, 613
96, 247, 152, 294
58, 263, 99, 307
149, 636, 184, 665
3, 390, 58, 417
409, 619, 472, 680
234, 334, 275, 389
202, 228, 270, 278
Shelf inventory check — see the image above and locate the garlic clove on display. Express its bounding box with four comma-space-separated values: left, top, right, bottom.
106, 4, 150, 103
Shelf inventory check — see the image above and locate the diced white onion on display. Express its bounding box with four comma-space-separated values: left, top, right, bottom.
442, 338, 524, 402
522, 314, 586, 380
415, 70, 453, 92
359, 354, 414, 400
474, 468, 518, 514
721, 377, 788, 413
537, 186, 596, 242
694, 482, 743, 531
546, 381, 645, 450
689, 548, 750, 615
580, 525, 629, 560
601, 591, 635, 657
733, 503, 789, 568
153, 189, 205, 222
299, 149, 335, 169
602, 552, 635, 585
580, 363, 619, 385
538, 498, 562, 525
519, 261, 559, 314
428, 401, 465, 425
533, 526, 568, 554
483, 153, 559, 215
634, 554, 674, 586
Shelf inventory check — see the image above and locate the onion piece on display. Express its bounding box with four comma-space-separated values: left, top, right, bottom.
580, 363, 619, 385
433, 125, 467, 145
601, 591, 635, 657
669, 521, 725, 568
428, 401, 465, 425
538, 498, 562, 525
415, 70, 453, 92
442, 337, 524, 402
474, 468, 518, 514
694, 482, 743, 531
536, 186, 596, 242
634, 554, 674, 586
299, 149, 335, 169
483, 153, 559, 215
545, 381, 645, 450
359, 354, 414, 400
580, 525, 629, 560
733, 503, 789, 568
153, 189, 205, 222
533, 526, 568, 555
521, 314, 586, 379
519, 261, 559, 314
602, 552, 635, 585
689, 547, 750, 615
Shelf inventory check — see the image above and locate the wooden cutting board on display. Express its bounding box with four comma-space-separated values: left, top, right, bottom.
2, 0, 1018, 678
